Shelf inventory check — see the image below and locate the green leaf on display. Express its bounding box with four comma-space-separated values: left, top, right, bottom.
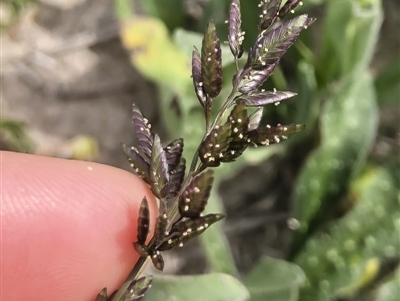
114, 0, 133, 21
245, 257, 306, 301
199, 0, 231, 41
292, 61, 318, 125
140, 0, 185, 32
199, 182, 239, 276
295, 160, 400, 301
318, 0, 383, 82
0, 118, 34, 153
120, 17, 191, 99
143, 273, 249, 301
290, 72, 378, 255
375, 55, 400, 107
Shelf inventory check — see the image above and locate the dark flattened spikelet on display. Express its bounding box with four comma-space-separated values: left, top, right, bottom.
94, 288, 108, 301
150, 134, 170, 199
150, 250, 164, 271
278, 0, 304, 20
248, 123, 306, 147
154, 213, 169, 244
136, 196, 150, 245
199, 123, 231, 167
158, 214, 225, 251
247, 107, 264, 131
238, 63, 277, 94
132, 104, 153, 161
179, 170, 214, 217
192, 47, 207, 107
122, 144, 150, 184
222, 101, 249, 162
258, 0, 282, 31
164, 158, 186, 199
228, 0, 244, 58
127, 276, 153, 297
164, 138, 184, 172
247, 15, 314, 70
241, 90, 297, 107
201, 21, 223, 98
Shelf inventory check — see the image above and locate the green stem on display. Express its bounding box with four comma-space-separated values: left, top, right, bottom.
111, 253, 149, 300
205, 106, 211, 133
234, 57, 240, 72
189, 81, 240, 174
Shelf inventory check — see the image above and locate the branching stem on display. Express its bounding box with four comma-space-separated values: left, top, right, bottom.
112, 71, 243, 301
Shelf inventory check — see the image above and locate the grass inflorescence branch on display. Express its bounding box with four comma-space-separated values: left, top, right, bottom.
96, 1, 313, 300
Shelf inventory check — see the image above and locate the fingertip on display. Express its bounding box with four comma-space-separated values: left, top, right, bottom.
1, 152, 157, 301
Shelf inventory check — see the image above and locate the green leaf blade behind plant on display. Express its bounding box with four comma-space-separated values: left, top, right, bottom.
295, 159, 400, 301
245, 256, 306, 301
139, 0, 185, 32
120, 17, 191, 100
198, 183, 239, 277
317, 0, 383, 83
290, 72, 379, 255
375, 55, 400, 107
143, 273, 250, 301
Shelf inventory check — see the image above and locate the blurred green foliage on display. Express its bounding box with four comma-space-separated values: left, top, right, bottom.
1, 0, 37, 28
144, 273, 249, 301
0, 118, 34, 153
118, 0, 399, 300
244, 257, 306, 301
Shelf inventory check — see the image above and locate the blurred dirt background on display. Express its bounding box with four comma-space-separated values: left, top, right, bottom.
1, 0, 399, 275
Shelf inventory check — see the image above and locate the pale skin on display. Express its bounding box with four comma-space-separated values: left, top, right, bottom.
1, 151, 157, 301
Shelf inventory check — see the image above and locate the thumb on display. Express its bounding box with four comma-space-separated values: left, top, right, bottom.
1, 151, 157, 301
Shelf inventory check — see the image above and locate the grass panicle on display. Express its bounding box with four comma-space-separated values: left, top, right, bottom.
96, 1, 313, 299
